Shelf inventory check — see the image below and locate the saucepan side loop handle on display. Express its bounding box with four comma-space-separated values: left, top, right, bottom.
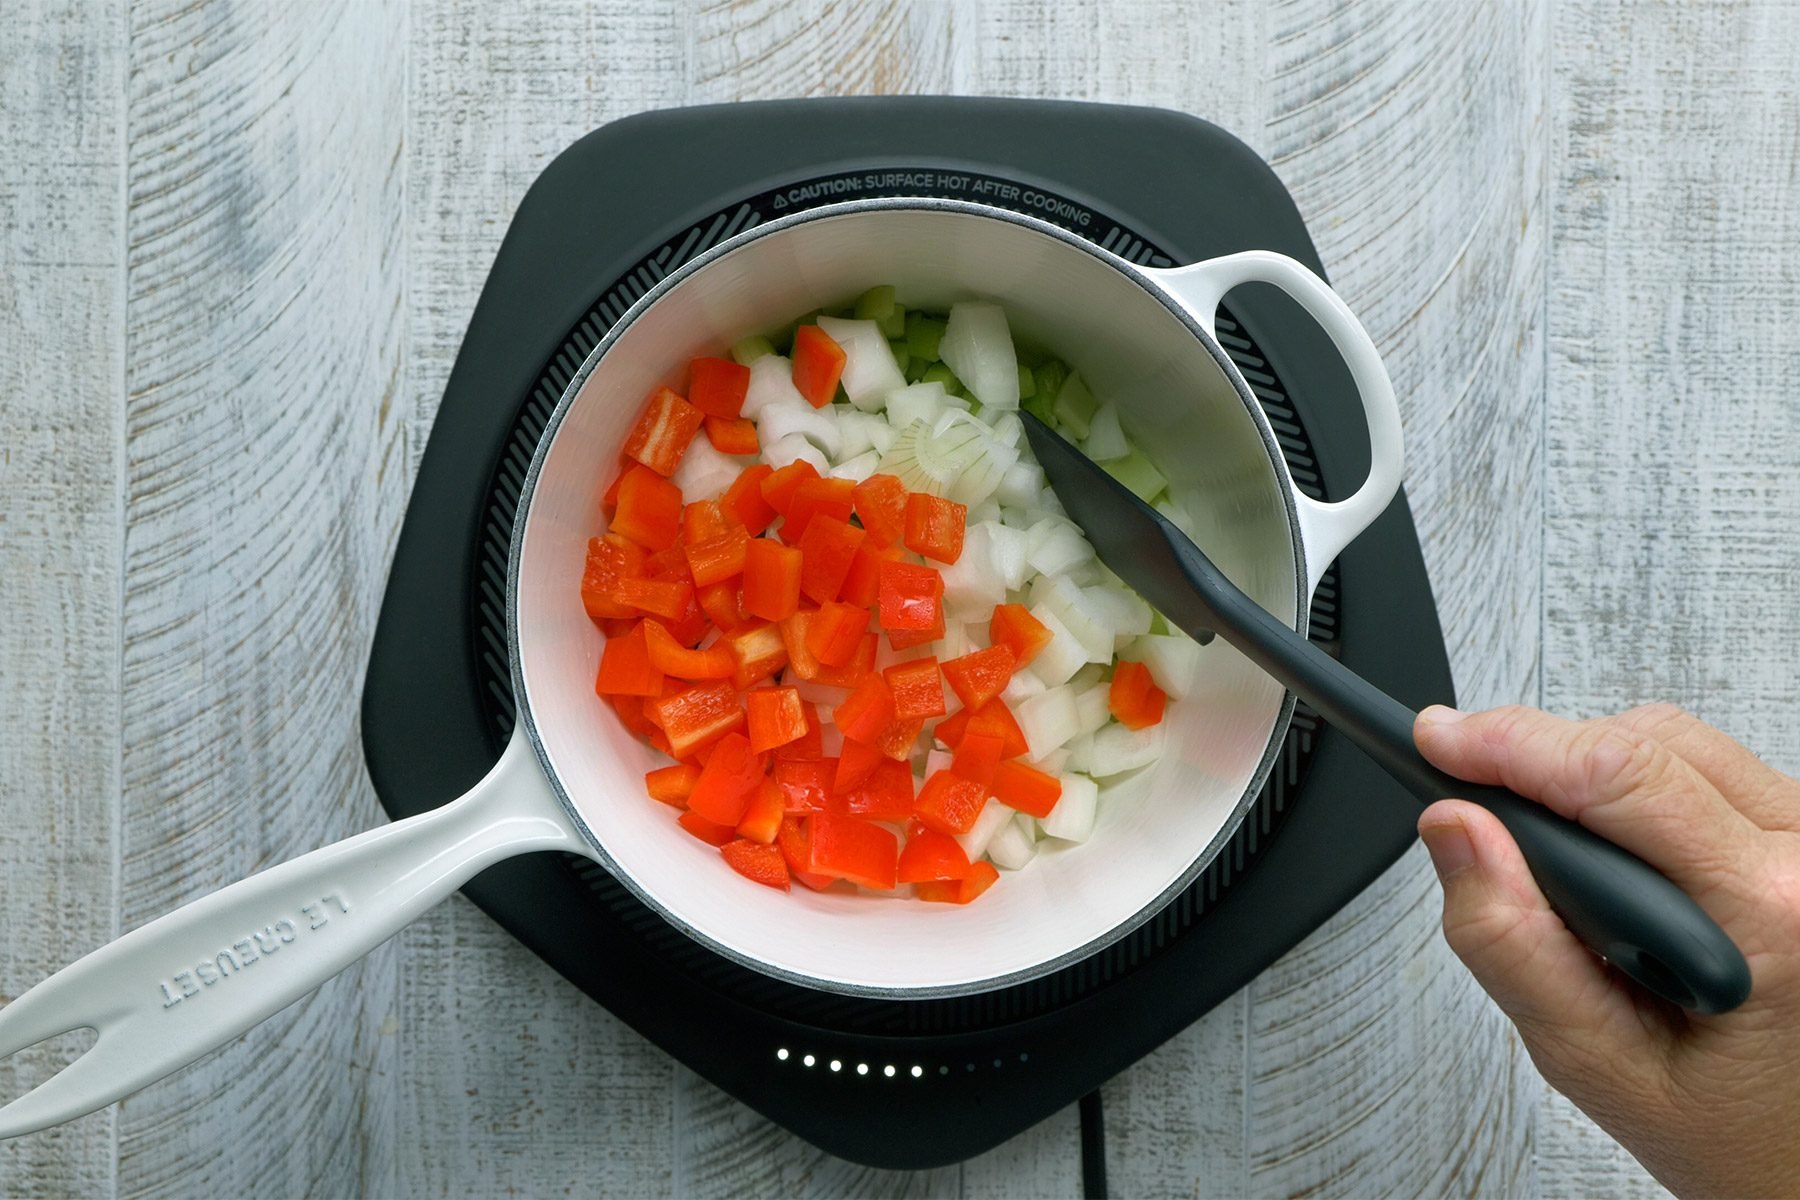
1148, 251, 1404, 599
0, 725, 582, 1139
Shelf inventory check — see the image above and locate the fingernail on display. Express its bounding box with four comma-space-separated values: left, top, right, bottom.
1421, 818, 1476, 880
1418, 705, 1468, 726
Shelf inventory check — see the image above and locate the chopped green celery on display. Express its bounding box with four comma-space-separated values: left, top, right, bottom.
1017, 365, 1037, 400
1033, 360, 1069, 404
1102, 448, 1168, 503
888, 340, 911, 375
730, 335, 776, 365
905, 312, 947, 361
1013, 342, 1047, 369
1021, 389, 1059, 428
904, 357, 931, 383
775, 310, 822, 354
1053, 372, 1097, 437
965, 396, 983, 415
854, 285, 896, 322
1149, 612, 1172, 636
919, 362, 961, 391
880, 305, 906, 339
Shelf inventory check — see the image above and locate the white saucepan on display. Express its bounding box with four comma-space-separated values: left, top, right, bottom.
0, 198, 1400, 1137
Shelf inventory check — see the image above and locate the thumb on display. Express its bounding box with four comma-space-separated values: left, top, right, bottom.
1418, 800, 1662, 1081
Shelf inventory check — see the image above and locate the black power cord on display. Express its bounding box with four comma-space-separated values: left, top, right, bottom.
1079, 1089, 1108, 1199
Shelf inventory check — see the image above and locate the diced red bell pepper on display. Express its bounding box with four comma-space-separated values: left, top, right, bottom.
698, 582, 753, 635
913, 770, 989, 836
684, 525, 750, 588
877, 561, 943, 632
722, 464, 779, 535
809, 813, 898, 890
678, 811, 737, 847
645, 763, 700, 807
780, 477, 857, 546
746, 686, 808, 754
869, 714, 924, 762
721, 838, 790, 889
897, 825, 973, 884
839, 540, 904, 608
581, 535, 648, 621
851, 474, 908, 546
791, 325, 846, 409
903, 493, 967, 564
599, 616, 640, 640
833, 675, 896, 746
726, 621, 788, 691
644, 543, 690, 581
797, 515, 866, 605
773, 759, 833, 813
989, 603, 1052, 669
742, 538, 803, 621
601, 455, 631, 514
1109, 660, 1168, 730
704, 415, 759, 456
778, 816, 836, 891
778, 608, 823, 681
833, 737, 884, 793
831, 757, 914, 823
884, 658, 946, 721
990, 759, 1063, 819
666, 586, 711, 649
651, 681, 745, 760
941, 645, 1017, 712
760, 460, 820, 515
934, 698, 1029, 758
596, 622, 664, 697
610, 575, 693, 622
686, 732, 767, 826
612, 465, 683, 551
688, 356, 751, 419
735, 778, 785, 844
773, 700, 823, 762
951, 730, 1005, 789
806, 601, 868, 667
813, 631, 877, 689
682, 499, 729, 545
607, 694, 659, 739
644, 620, 735, 681
916, 860, 999, 904
885, 606, 946, 651
623, 386, 704, 477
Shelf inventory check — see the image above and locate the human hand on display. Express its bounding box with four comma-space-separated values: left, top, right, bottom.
1413, 703, 1800, 1198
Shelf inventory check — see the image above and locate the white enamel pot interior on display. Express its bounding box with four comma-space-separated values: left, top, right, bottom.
517, 199, 1402, 994
0, 199, 1400, 1140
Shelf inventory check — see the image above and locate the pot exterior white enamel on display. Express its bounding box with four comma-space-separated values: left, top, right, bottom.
0, 198, 1401, 1137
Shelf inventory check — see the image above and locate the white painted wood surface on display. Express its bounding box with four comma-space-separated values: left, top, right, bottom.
3, 0, 1792, 1195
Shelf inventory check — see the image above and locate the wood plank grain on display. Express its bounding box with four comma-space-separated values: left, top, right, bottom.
1243, 0, 1549, 1194
397, 4, 688, 1195
0, 0, 124, 1195
1544, 1, 1800, 1194
689, 0, 972, 99
114, 2, 410, 1194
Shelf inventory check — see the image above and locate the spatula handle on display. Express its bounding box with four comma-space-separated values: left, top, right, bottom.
1172, 540, 1751, 1013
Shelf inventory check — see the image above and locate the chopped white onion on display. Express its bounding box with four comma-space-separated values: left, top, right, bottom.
1125, 633, 1202, 699
669, 434, 743, 500
986, 522, 1031, 591
940, 302, 1020, 411
757, 400, 842, 459
1086, 722, 1167, 777
1026, 518, 1096, 578
995, 461, 1046, 508
955, 799, 1015, 860
827, 449, 881, 483
1072, 680, 1112, 736
1083, 402, 1129, 461
1017, 686, 1082, 760
817, 315, 905, 410
742, 354, 808, 418
1040, 774, 1098, 841
987, 814, 1039, 870
1001, 669, 1046, 706
1082, 584, 1153, 639
884, 381, 950, 431
1026, 603, 1088, 686
1030, 747, 1071, 775
762, 432, 830, 472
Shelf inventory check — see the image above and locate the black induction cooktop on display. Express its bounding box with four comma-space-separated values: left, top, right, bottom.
361, 97, 1454, 1171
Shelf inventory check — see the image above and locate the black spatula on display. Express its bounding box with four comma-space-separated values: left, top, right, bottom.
1022, 411, 1750, 1014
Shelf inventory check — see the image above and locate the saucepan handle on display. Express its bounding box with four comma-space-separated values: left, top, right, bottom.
1149, 251, 1403, 599
0, 725, 582, 1139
